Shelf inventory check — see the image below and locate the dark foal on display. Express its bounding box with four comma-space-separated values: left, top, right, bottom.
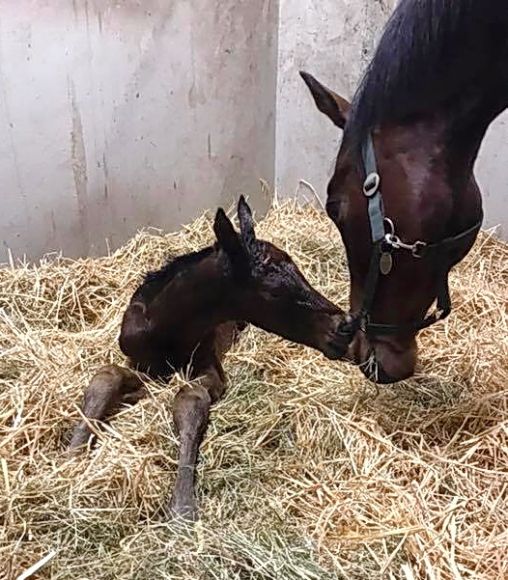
69, 197, 347, 520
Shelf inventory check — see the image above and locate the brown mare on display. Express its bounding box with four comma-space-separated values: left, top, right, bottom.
69, 197, 348, 520
300, 0, 508, 383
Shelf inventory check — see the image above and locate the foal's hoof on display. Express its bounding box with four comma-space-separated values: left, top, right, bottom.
66, 424, 94, 451
163, 497, 198, 523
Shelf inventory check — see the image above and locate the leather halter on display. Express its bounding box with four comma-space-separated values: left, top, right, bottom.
338, 134, 483, 339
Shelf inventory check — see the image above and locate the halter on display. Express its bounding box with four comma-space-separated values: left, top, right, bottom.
338, 134, 483, 339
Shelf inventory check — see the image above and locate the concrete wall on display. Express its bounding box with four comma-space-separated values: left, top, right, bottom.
1, 0, 507, 262
475, 116, 508, 239
276, 0, 396, 200
0, 0, 277, 262
276, 0, 508, 239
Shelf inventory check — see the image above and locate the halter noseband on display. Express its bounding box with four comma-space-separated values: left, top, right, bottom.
339, 134, 483, 340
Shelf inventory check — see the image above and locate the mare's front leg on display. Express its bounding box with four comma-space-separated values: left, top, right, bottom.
166, 363, 226, 521
68, 364, 146, 450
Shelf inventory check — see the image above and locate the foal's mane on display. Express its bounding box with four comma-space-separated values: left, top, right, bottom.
134, 247, 215, 302
346, 0, 508, 147
144, 247, 214, 286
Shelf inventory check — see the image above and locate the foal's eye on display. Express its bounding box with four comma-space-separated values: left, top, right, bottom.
268, 287, 285, 299
295, 298, 313, 308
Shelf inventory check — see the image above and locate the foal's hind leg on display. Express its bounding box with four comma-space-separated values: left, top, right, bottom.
68, 364, 146, 450
167, 364, 225, 521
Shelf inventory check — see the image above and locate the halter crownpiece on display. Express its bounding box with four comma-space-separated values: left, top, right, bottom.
337, 133, 483, 340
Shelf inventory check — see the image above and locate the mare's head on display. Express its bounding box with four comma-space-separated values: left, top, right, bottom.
214, 197, 347, 359
298, 2, 500, 382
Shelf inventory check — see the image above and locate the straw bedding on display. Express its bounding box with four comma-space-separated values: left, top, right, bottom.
1, 201, 507, 579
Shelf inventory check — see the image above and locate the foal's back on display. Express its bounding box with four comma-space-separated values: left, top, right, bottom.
119, 245, 243, 379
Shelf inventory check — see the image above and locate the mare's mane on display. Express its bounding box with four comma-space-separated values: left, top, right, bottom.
346, 0, 508, 147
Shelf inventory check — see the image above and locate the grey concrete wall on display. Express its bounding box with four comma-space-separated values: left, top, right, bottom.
2, 0, 507, 262
476, 116, 508, 239
275, 0, 396, 201
0, 0, 277, 262
276, 0, 508, 239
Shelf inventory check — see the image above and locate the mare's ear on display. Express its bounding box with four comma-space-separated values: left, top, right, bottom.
213, 208, 250, 277
237, 195, 256, 252
300, 71, 350, 129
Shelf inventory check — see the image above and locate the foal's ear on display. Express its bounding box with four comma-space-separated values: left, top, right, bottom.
237, 195, 256, 251
300, 71, 350, 130
213, 208, 249, 276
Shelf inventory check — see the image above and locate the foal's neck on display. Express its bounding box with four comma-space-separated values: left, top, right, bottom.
147, 247, 233, 344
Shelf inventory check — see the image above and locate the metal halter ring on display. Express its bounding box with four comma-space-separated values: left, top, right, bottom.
384, 233, 428, 257
411, 241, 427, 258
363, 172, 381, 197
383, 217, 395, 236
383, 218, 427, 258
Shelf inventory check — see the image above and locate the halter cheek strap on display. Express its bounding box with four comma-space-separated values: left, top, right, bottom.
340, 133, 483, 338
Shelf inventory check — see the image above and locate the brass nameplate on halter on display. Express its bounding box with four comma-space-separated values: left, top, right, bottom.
380, 252, 393, 275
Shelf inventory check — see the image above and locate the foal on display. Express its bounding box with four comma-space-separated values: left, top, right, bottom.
69, 197, 347, 520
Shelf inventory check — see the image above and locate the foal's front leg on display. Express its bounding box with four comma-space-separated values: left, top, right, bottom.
166, 364, 226, 521
68, 364, 146, 450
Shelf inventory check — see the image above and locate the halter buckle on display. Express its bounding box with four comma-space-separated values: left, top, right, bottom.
363, 173, 380, 198
412, 241, 427, 258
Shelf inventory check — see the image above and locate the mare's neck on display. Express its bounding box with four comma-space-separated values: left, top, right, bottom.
445, 83, 508, 175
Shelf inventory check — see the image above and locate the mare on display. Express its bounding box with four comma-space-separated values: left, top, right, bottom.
68, 197, 348, 520
301, 0, 508, 383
